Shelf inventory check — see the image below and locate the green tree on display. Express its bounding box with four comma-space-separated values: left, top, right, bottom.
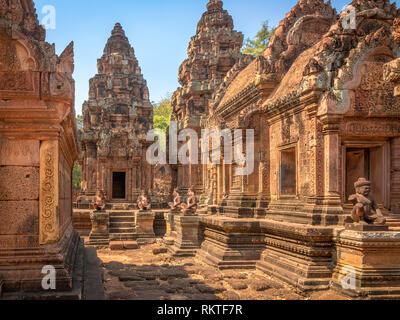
153, 94, 173, 134
72, 162, 82, 189
153, 94, 173, 152
242, 22, 275, 57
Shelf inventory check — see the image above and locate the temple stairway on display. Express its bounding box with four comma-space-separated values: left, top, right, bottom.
109, 210, 137, 241
385, 213, 400, 229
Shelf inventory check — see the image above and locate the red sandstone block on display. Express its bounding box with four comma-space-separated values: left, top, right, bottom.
110, 241, 124, 250
0, 167, 39, 201
0, 201, 39, 235
123, 241, 139, 250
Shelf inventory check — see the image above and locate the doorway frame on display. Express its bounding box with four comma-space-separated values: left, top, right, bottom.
341, 140, 391, 209
111, 170, 128, 201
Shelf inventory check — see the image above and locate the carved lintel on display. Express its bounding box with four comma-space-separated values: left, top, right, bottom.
39, 140, 60, 245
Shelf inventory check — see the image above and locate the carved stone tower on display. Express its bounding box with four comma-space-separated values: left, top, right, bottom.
80, 23, 153, 204
171, 0, 244, 196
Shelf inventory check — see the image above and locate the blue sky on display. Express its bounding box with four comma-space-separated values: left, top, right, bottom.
33, 0, 397, 115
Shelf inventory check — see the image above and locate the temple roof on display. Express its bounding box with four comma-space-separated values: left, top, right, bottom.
213, 0, 337, 113
0, 0, 45, 41
103, 23, 134, 56
96, 23, 141, 76
197, 0, 234, 33
218, 59, 259, 107
259, 0, 400, 111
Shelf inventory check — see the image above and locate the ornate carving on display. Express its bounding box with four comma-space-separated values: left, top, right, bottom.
0, 71, 36, 92
39, 140, 59, 245
342, 120, 400, 136
49, 72, 74, 100
353, 61, 400, 115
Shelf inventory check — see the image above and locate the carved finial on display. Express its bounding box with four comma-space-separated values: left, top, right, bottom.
207, 0, 223, 11
112, 22, 126, 37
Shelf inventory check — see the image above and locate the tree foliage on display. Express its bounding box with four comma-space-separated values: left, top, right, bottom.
153, 94, 173, 134
72, 162, 82, 189
242, 21, 275, 57
153, 94, 173, 152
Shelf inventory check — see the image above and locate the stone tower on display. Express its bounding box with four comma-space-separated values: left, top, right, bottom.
171, 0, 244, 196
80, 23, 153, 204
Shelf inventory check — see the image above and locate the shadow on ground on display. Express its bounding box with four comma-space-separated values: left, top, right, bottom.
102, 262, 219, 300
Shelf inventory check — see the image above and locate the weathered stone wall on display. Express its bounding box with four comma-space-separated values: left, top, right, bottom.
0, 0, 80, 295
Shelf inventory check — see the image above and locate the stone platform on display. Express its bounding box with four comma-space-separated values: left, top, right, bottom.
0, 243, 104, 300
256, 220, 334, 292
197, 216, 265, 270
167, 215, 203, 257
332, 228, 400, 299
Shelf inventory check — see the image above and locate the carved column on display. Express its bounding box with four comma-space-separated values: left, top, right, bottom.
39, 140, 60, 245
319, 115, 343, 216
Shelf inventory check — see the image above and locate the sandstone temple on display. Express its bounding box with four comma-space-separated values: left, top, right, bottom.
2, 0, 400, 300
78, 23, 153, 207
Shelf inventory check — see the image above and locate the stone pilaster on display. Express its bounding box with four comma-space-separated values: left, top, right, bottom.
135, 211, 156, 244
167, 215, 203, 257
39, 140, 60, 245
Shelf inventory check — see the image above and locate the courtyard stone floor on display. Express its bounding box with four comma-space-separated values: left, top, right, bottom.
94, 240, 349, 300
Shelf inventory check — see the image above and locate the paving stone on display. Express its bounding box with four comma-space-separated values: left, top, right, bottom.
110, 270, 141, 278
249, 280, 271, 292
222, 270, 249, 279
188, 293, 218, 300
153, 247, 168, 255
200, 270, 224, 281
167, 294, 190, 300
221, 291, 241, 300
119, 275, 143, 282
168, 279, 192, 287
164, 269, 189, 279
107, 290, 131, 300
227, 280, 248, 290
124, 241, 139, 250
131, 290, 168, 300
110, 241, 124, 251
104, 261, 125, 270
137, 273, 157, 280
196, 283, 226, 294
123, 280, 160, 290
159, 285, 177, 294
182, 287, 199, 294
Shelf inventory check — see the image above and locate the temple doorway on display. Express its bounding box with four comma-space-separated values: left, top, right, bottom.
112, 172, 126, 199
345, 147, 385, 205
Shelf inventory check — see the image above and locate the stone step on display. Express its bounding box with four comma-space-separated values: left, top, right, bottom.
109, 216, 135, 223
110, 227, 136, 233
108, 211, 136, 217
89, 235, 110, 240
109, 240, 139, 250
109, 234, 137, 241
86, 239, 110, 246
109, 222, 135, 228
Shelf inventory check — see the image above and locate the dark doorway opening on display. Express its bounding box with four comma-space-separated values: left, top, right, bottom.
112, 172, 126, 199
280, 148, 296, 196
345, 147, 384, 205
